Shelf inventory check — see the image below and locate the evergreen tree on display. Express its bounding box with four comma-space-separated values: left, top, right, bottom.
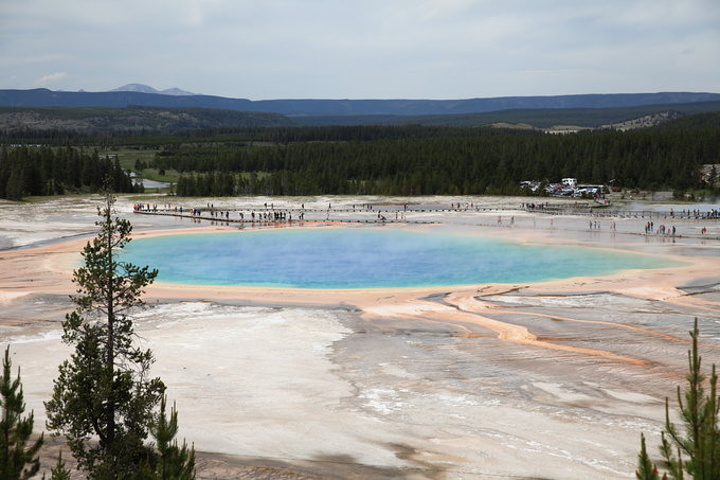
45, 193, 164, 479
148, 396, 195, 480
47, 451, 72, 480
0, 346, 44, 480
637, 433, 663, 479
638, 318, 720, 479
4, 170, 24, 201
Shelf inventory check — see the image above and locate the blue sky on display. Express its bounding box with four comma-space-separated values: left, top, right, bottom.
1, 0, 719, 99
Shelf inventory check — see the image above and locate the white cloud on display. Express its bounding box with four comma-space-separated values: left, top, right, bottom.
35, 72, 68, 86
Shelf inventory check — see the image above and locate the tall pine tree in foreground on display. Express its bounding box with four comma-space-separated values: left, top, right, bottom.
637, 318, 720, 479
45, 193, 165, 479
0, 346, 43, 480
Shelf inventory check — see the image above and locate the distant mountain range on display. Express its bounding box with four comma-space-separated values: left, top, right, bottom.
1, 86, 719, 118
110, 84, 195, 96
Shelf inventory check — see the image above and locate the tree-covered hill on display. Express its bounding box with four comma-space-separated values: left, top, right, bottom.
656, 111, 720, 130
2, 101, 718, 133
0, 105, 295, 133
297, 101, 720, 128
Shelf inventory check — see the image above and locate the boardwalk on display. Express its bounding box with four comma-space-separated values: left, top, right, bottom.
132, 201, 720, 242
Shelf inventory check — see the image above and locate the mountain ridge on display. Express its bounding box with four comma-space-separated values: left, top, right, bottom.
1, 88, 719, 118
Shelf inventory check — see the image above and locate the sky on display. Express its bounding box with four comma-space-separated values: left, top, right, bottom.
1, 0, 719, 100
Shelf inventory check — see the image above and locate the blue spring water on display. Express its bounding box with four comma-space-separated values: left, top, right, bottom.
120, 227, 671, 289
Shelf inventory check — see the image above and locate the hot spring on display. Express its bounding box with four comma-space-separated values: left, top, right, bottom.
121, 227, 671, 289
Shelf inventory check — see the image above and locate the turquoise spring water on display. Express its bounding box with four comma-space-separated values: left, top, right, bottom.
120, 227, 671, 289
